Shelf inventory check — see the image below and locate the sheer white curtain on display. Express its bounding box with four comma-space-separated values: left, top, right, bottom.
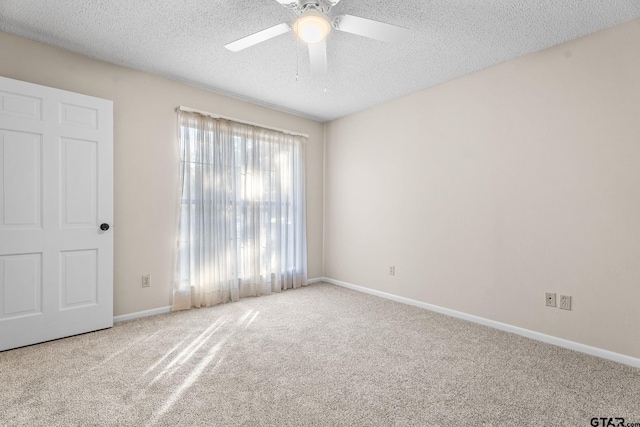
172, 111, 308, 311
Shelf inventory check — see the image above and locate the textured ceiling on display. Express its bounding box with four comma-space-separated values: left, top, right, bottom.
1, 1, 640, 122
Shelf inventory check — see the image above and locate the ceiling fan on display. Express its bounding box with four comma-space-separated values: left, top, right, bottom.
224, 0, 410, 77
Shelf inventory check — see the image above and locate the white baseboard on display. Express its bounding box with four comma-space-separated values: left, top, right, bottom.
114, 279, 324, 323
113, 306, 172, 323
318, 277, 640, 368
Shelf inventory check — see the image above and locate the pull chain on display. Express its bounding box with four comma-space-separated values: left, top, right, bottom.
295, 41, 300, 82
324, 67, 328, 95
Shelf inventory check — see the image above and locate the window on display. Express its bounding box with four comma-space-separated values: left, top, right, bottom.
172, 111, 308, 310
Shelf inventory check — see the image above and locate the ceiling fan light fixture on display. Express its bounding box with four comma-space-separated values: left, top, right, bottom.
294, 13, 331, 44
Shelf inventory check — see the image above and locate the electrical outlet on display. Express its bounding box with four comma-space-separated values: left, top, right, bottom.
545, 292, 556, 307
142, 274, 151, 288
389, 266, 395, 276
560, 295, 571, 310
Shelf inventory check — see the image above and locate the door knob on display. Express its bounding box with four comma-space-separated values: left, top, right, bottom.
100, 223, 110, 231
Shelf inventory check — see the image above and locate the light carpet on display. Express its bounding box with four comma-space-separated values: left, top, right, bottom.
1, 283, 638, 426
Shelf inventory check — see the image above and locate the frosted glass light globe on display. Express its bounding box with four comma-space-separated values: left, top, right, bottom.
294, 14, 331, 44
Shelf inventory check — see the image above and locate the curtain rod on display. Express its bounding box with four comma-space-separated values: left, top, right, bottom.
176, 106, 309, 138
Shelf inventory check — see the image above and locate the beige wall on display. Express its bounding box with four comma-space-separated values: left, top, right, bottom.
324, 18, 640, 359
0, 32, 325, 317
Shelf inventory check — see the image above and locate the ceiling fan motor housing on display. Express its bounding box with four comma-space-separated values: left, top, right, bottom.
292, 0, 340, 14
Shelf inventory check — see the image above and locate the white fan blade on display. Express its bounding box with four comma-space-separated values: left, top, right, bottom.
333, 14, 410, 44
225, 23, 291, 52
308, 39, 327, 77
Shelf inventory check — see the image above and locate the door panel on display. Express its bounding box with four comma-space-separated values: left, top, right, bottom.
60, 137, 97, 227
60, 249, 97, 310
0, 76, 113, 351
0, 130, 42, 228
59, 103, 98, 130
0, 91, 42, 120
0, 253, 42, 319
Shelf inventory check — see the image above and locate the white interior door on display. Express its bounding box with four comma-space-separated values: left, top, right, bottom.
0, 76, 113, 351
